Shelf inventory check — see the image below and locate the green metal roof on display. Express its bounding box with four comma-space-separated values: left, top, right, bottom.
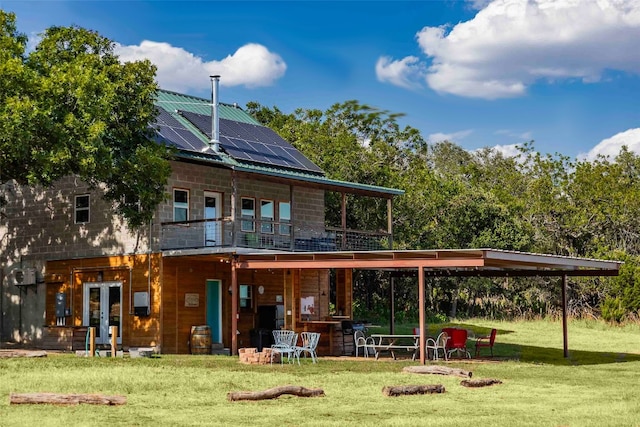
155, 89, 260, 125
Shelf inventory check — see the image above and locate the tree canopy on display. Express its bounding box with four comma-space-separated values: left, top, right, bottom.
0, 11, 171, 228
247, 101, 640, 323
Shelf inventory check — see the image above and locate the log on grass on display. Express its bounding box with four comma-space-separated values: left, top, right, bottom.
10, 392, 126, 405
403, 365, 472, 378
382, 384, 445, 397
0, 350, 47, 358
227, 385, 325, 402
460, 378, 502, 388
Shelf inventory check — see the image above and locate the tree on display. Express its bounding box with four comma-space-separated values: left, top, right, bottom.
0, 11, 171, 228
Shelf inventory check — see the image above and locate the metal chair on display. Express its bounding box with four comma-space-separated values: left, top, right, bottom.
446, 328, 471, 359
294, 332, 321, 364
425, 331, 449, 361
475, 328, 497, 357
270, 330, 298, 364
354, 330, 375, 357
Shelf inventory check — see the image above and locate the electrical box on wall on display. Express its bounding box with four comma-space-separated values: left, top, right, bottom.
15, 267, 37, 286
55, 293, 67, 317
134, 291, 149, 316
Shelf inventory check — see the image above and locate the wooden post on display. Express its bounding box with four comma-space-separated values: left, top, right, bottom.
231, 257, 238, 355
418, 267, 425, 365
89, 327, 95, 357
387, 198, 393, 249
390, 276, 395, 335
562, 274, 568, 358
110, 326, 117, 358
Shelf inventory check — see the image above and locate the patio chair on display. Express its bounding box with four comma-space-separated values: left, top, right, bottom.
294, 332, 321, 364
446, 328, 471, 359
270, 330, 298, 364
354, 330, 375, 357
475, 328, 497, 357
425, 331, 448, 361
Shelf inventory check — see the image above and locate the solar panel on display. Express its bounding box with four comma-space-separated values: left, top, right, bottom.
153, 109, 210, 152
178, 110, 323, 173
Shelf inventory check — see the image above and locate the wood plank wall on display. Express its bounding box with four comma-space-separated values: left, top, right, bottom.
45, 254, 162, 349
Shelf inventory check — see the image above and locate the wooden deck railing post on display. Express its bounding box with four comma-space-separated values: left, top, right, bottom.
110, 326, 118, 358
89, 327, 95, 357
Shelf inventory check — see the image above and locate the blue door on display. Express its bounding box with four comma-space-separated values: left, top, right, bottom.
206, 280, 222, 343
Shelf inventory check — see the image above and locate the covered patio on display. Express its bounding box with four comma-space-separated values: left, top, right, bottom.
231, 248, 622, 363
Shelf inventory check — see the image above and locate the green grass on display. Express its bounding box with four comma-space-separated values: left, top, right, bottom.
1, 319, 639, 426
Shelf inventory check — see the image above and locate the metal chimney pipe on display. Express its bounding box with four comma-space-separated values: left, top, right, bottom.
210, 75, 220, 152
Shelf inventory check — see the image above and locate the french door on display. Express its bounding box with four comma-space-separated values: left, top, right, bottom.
83, 282, 122, 345
204, 191, 222, 246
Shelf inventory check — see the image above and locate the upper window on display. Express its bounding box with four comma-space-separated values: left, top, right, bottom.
75, 195, 90, 224
260, 199, 274, 234
279, 201, 291, 235
241, 197, 255, 232
173, 189, 189, 222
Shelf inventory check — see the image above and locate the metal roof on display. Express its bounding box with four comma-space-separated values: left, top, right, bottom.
231, 248, 622, 276
156, 90, 260, 124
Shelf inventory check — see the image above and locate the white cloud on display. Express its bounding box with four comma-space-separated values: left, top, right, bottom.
579, 128, 640, 161
115, 41, 286, 92
489, 143, 523, 158
415, 0, 640, 99
427, 129, 473, 144
495, 129, 533, 140
375, 56, 425, 89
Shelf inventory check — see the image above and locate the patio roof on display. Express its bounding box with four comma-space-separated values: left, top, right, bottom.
234, 248, 621, 276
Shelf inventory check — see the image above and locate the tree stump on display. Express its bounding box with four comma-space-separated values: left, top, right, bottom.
227, 385, 325, 401
403, 365, 472, 378
382, 384, 445, 397
460, 378, 502, 388
10, 392, 126, 405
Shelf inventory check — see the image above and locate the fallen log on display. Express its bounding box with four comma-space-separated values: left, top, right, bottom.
227, 385, 325, 402
382, 384, 445, 397
460, 378, 502, 388
10, 392, 126, 405
0, 350, 47, 358
403, 365, 472, 378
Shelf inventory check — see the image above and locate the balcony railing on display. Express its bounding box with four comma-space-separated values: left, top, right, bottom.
160, 218, 391, 252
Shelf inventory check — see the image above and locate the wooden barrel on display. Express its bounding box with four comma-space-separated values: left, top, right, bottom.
190, 325, 211, 354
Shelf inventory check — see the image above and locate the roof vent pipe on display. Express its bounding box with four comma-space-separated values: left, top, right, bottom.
210, 75, 221, 152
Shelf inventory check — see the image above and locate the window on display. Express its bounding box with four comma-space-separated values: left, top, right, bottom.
75, 195, 90, 223
173, 189, 189, 222
239, 284, 253, 309
241, 197, 255, 232
279, 201, 291, 235
260, 199, 274, 234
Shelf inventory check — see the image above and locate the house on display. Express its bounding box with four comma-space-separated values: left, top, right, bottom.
0, 79, 403, 355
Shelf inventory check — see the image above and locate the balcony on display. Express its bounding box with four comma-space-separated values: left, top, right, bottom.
160, 218, 391, 252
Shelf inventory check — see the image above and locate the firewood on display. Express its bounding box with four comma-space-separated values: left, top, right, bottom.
9, 392, 126, 405
382, 384, 445, 397
227, 385, 325, 401
0, 350, 47, 358
403, 365, 472, 378
460, 378, 502, 387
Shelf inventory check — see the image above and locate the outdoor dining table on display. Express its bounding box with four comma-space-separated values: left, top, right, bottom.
369, 334, 420, 360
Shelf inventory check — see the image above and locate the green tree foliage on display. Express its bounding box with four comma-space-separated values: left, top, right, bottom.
248, 90, 639, 324
0, 11, 171, 228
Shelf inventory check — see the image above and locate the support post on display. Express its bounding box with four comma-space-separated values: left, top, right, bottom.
231, 257, 238, 355
110, 326, 118, 358
562, 274, 568, 358
341, 192, 347, 249
89, 327, 95, 357
390, 276, 395, 335
418, 267, 426, 365
387, 198, 393, 249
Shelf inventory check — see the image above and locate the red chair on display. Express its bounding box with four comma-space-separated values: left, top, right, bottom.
475, 328, 497, 357
445, 328, 470, 359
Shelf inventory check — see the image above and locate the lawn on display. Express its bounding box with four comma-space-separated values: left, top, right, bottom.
1, 319, 639, 426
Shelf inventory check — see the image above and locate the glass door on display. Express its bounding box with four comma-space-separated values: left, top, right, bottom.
83, 282, 122, 345
204, 191, 222, 246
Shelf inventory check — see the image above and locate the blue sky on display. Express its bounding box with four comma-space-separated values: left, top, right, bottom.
4, 0, 640, 160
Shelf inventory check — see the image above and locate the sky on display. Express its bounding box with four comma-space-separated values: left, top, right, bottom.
3, 0, 640, 161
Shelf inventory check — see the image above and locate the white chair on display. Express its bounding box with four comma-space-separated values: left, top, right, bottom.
271, 330, 298, 364
354, 330, 374, 357
294, 332, 320, 364
425, 331, 449, 361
